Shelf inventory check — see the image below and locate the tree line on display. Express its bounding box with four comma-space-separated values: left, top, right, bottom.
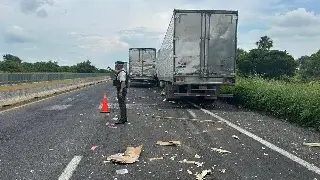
0, 54, 110, 73
237, 36, 320, 82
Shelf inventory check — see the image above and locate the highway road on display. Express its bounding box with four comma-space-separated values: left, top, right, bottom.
0, 81, 320, 180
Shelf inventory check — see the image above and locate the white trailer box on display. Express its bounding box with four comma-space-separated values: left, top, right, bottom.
156, 9, 238, 99
129, 48, 157, 85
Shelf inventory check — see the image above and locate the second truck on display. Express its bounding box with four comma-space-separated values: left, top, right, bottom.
128, 48, 158, 86
156, 9, 238, 100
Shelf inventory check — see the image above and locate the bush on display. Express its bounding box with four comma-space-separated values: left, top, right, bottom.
221, 77, 320, 129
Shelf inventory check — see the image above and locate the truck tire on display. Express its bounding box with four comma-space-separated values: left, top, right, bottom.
164, 82, 176, 101
159, 81, 165, 88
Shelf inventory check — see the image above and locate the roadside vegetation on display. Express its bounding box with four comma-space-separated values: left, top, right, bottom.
0, 54, 110, 73
222, 36, 320, 129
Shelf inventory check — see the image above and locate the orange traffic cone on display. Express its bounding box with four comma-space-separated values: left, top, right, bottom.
100, 93, 110, 113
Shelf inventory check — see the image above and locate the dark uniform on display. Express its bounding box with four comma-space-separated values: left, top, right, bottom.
114, 61, 128, 124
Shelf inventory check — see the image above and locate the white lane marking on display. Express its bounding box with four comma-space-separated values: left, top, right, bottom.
189, 102, 320, 175
187, 109, 197, 118
58, 156, 83, 180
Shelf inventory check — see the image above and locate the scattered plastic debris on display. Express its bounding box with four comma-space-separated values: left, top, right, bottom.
219, 169, 226, 173
107, 145, 142, 164
116, 169, 128, 175
112, 117, 118, 121
108, 126, 118, 129
91, 146, 97, 150
163, 99, 167, 101
195, 154, 201, 159
187, 169, 193, 175
179, 159, 204, 167
195, 169, 211, 180
232, 135, 239, 139
217, 128, 223, 130
211, 148, 231, 154
303, 142, 320, 147
149, 157, 163, 161
156, 141, 181, 146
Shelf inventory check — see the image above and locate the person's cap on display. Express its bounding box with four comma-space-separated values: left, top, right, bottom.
115, 61, 125, 65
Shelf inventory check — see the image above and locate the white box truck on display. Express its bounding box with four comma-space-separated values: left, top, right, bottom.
156, 9, 238, 100
129, 48, 157, 86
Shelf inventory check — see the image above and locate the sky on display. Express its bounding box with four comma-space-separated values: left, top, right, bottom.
0, 0, 320, 69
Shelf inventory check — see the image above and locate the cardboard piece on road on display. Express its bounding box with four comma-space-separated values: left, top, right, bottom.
107, 145, 142, 164
196, 169, 211, 180
303, 142, 320, 147
156, 141, 181, 146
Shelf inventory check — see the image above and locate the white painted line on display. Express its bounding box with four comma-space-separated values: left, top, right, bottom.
58, 156, 83, 180
187, 109, 197, 118
189, 102, 320, 175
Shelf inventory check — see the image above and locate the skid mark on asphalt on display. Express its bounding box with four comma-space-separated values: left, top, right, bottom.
189, 102, 320, 176
58, 156, 83, 180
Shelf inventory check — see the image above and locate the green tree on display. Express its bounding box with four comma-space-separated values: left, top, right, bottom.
255, 36, 273, 50
3, 54, 22, 63
21, 62, 35, 72
298, 50, 320, 80
237, 48, 297, 79
74, 60, 97, 73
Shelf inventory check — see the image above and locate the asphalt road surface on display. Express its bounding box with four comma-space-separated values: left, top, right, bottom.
1, 81, 320, 180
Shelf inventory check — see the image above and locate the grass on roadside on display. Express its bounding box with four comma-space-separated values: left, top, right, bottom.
221, 77, 320, 129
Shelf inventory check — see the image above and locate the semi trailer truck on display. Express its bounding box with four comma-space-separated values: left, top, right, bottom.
128, 48, 157, 86
156, 9, 238, 100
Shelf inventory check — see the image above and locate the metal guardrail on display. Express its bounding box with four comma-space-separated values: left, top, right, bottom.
0, 73, 110, 85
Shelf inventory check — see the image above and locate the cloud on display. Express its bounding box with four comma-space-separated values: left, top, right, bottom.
36, 8, 48, 18
19, 0, 52, 17
241, 7, 320, 58
68, 32, 129, 52
0, 0, 320, 68
3, 25, 35, 43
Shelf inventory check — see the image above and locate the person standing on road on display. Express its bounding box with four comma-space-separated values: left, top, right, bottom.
114, 61, 128, 124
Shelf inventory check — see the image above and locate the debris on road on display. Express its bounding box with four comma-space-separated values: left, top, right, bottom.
107, 145, 142, 164
194, 154, 201, 159
303, 142, 320, 147
116, 169, 128, 175
179, 159, 204, 167
195, 169, 211, 180
187, 169, 193, 174
211, 148, 231, 154
232, 135, 239, 140
149, 157, 163, 161
217, 128, 223, 130
91, 146, 97, 150
219, 169, 226, 173
156, 141, 181, 146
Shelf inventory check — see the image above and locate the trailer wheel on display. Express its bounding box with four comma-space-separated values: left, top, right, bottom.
159, 81, 165, 88
164, 82, 176, 101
